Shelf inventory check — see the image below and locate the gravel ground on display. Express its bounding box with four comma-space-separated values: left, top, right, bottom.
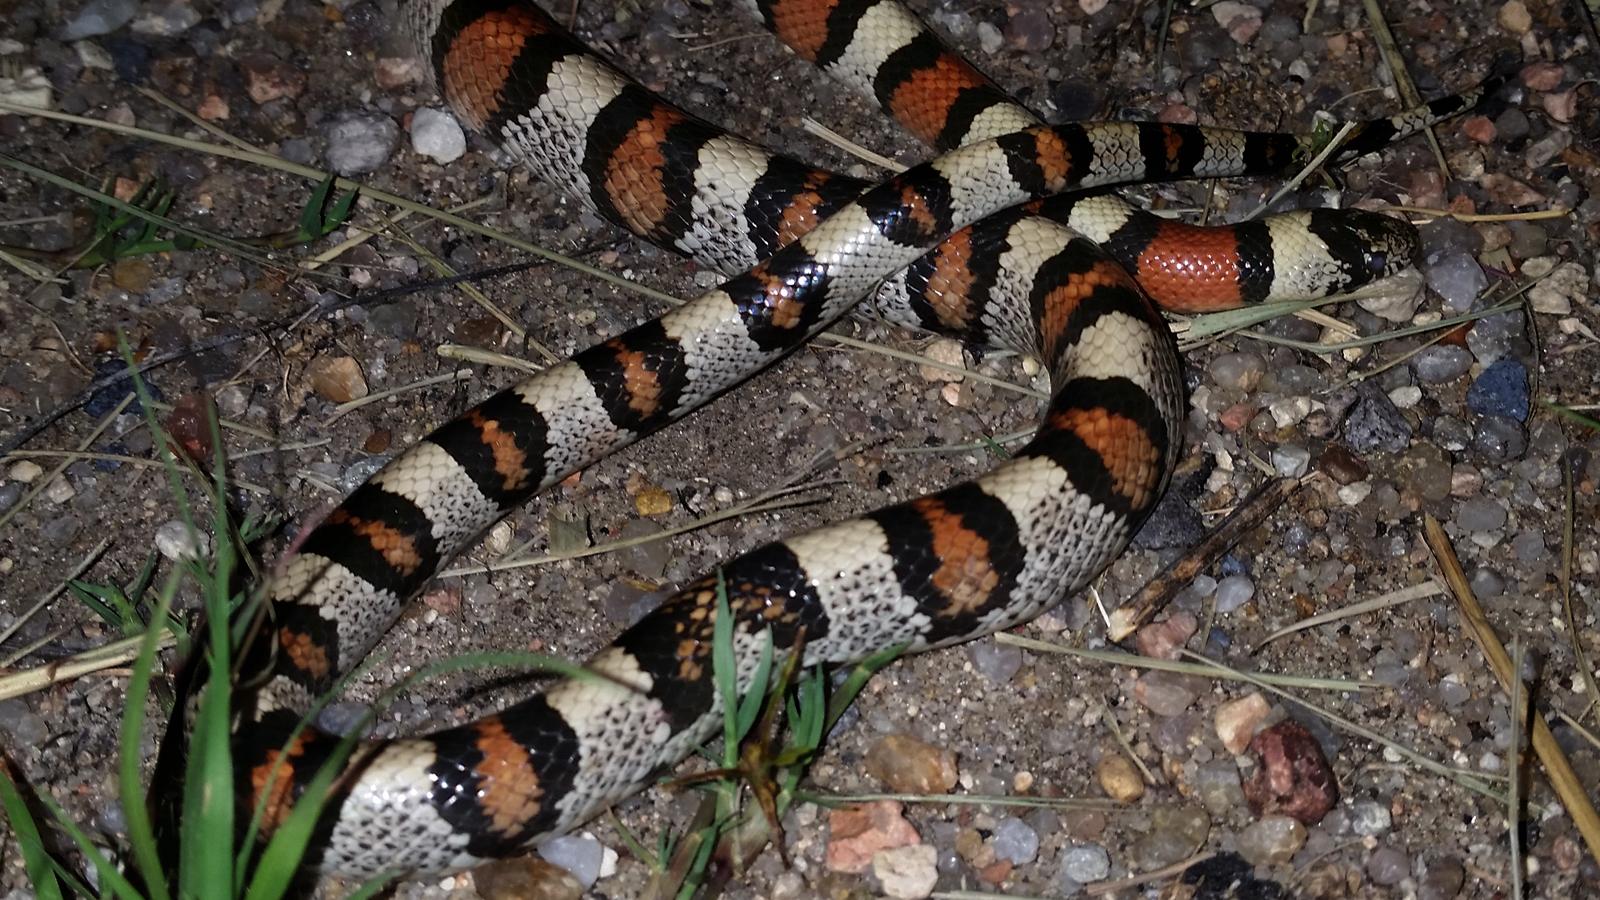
2, 0, 1599, 898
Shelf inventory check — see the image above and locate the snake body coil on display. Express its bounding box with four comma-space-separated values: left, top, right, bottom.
182, 0, 1489, 877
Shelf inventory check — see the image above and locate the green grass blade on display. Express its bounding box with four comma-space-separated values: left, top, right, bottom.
1545, 400, 1600, 432
116, 567, 184, 900
732, 630, 773, 743
0, 762, 66, 900
797, 668, 827, 749
66, 580, 132, 631
322, 188, 359, 235
298, 176, 336, 236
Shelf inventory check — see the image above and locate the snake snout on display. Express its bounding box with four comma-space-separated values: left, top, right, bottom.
1345, 210, 1421, 279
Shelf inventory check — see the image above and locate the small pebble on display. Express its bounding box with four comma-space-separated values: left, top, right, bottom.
315, 701, 371, 737
0, 699, 48, 745
1423, 252, 1487, 312
323, 111, 400, 176
1432, 415, 1475, 452
1387, 385, 1422, 409
827, 800, 921, 874
1350, 800, 1393, 836
1209, 351, 1266, 391
60, 0, 139, 39
1004, 2, 1054, 52
1521, 60, 1564, 91
410, 107, 466, 164
1337, 481, 1373, 506
1411, 346, 1474, 384
1456, 495, 1507, 532
1467, 359, 1530, 421
1467, 312, 1532, 366
306, 355, 368, 403
1366, 845, 1410, 886
991, 817, 1039, 865
1344, 388, 1412, 454
1419, 855, 1467, 900
1236, 816, 1307, 866
1527, 261, 1587, 315
538, 834, 608, 888
1096, 753, 1145, 803
1212, 575, 1255, 613
1133, 671, 1196, 716
1506, 221, 1548, 259
475, 858, 582, 900
9, 460, 44, 483
1318, 445, 1369, 483
1214, 692, 1270, 754
917, 338, 967, 382
1133, 806, 1210, 869
1133, 611, 1196, 659
976, 21, 1003, 54
1474, 416, 1528, 461
1191, 761, 1246, 815
968, 637, 1023, 682
1058, 843, 1110, 884
1210, 1, 1262, 43
154, 520, 211, 561
873, 844, 938, 899
1270, 445, 1310, 478
1469, 567, 1507, 598
866, 734, 958, 794
1243, 721, 1338, 824
1498, 0, 1532, 33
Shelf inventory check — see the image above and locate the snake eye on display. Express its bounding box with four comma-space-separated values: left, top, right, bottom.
1366, 251, 1389, 274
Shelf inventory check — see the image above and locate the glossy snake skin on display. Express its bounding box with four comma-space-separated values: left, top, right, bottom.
162, 0, 1491, 878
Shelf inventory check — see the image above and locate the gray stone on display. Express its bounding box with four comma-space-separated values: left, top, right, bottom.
1411, 346, 1474, 384
540, 834, 606, 888
1350, 800, 1392, 836
969, 637, 1023, 683
1236, 816, 1307, 866
1343, 386, 1412, 454
992, 816, 1039, 864
1057, 844, 1110, 883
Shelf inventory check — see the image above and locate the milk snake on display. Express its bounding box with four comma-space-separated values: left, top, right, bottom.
159, 0, 1490, 879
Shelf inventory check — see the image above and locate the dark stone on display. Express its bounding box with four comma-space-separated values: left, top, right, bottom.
1467, 359, 1530, 422
1342, 384, 1412, 454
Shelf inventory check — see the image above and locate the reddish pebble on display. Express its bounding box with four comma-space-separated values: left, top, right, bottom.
826, 800, 921, 874
1520, 61, 1564, 92
197, 94, 229, 121
1242, 720, 1339, 825
1219, 402, 1255, 432
1317, 444, 1369, 484
164, 391, 217, 465
1133, 611, 1197, 660
1158, 103, 1198, 125
422, 585, 462, 616
1543, 90, 1576, 123
1460, 115, 1495, 144
978, 859, 1014, 885
239, 54, 307, 104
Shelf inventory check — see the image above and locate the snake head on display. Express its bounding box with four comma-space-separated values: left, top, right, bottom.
1313, 209, 1420, 287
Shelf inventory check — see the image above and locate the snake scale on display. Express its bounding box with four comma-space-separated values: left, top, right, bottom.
153, 0, 1492, 878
